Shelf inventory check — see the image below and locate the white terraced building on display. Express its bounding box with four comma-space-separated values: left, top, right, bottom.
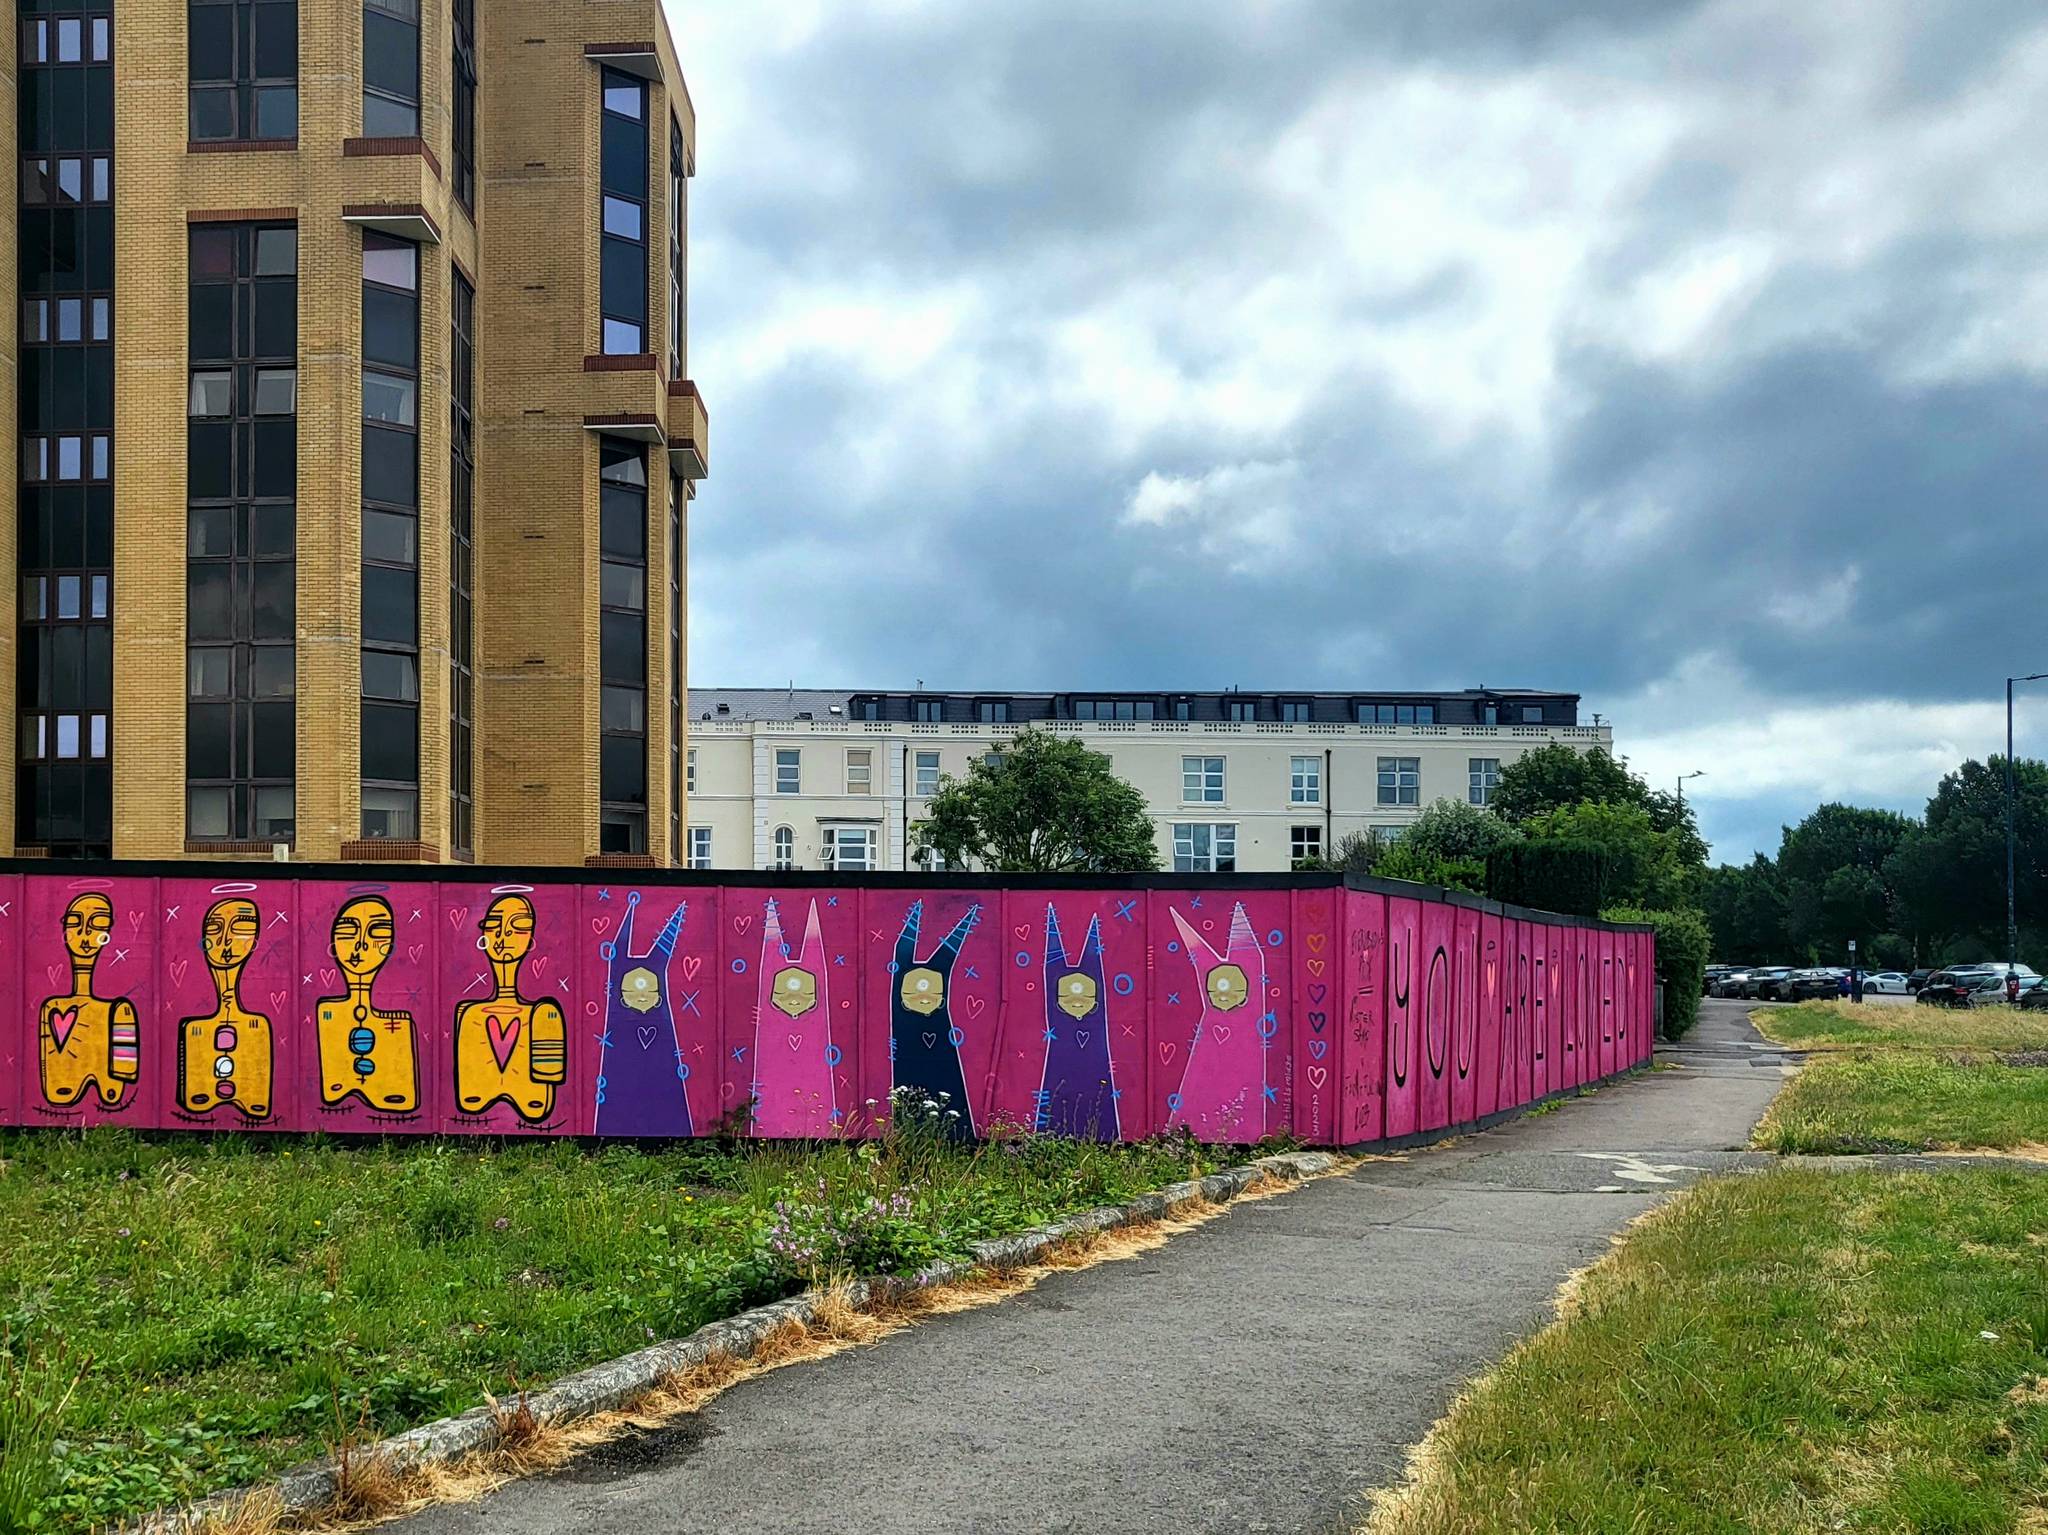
679, 688, 1613, 874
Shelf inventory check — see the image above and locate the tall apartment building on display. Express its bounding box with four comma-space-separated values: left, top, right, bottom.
683, 688, 1613, 874
2, 0, 706, 865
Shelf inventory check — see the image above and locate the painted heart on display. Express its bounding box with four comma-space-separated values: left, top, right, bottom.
680, 955, 702, 981
1306, 933, 1327, 954
407, 944, 424, 965
44, 964, 62, 988
1308, 1039, 1328, 1061
787, 1033, 804, 1052
1309, 1011, 1328, 1033
1076, 1031, 1091, 1047
966, 996, 986, 1020
1212, 1025, 1232, 1043
485, 1014, 521, 1071
638, 1026, 659, 1051
1013, 924, 1031, 940
532, 956, 550, 979
922, 1032, 938, 1050
126, 910, 142, 933
734, 914, 754, 935
321, 968, 338, 988
1308, 984, 1328, 1004
47, 1008, 78, 1053
1158, 1041, 1177, 1065
269, 991, 286, 1013
590, 916, 611, 936
447, 906, 469, 929
1307, 1065, 1328, 1090
1306, 959, 1327, 977
722, 1081, 736, 1099
169, 960, 188, 987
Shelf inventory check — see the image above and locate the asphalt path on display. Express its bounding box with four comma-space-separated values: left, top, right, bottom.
389, 1001, 1793, 1535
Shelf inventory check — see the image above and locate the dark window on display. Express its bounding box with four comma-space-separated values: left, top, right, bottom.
978, 700, 1010, 723
914, 699, 942, 723
359, 232, 419, 839
188, 0, 297, 143
668, 118, 685, 378
599, 438, 647, 851
668, 472, 682, 861
1226, 699, 1257, 722
1279, 700, 1311, 723
185, 221, 297, 844
1522, 705, 1544, 724
451, 0, 476, 209
362, 0, 418, 136
599, 70, 648, 355
449, 269, 474, 852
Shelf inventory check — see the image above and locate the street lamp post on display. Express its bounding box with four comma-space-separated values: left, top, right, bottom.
1677, 770, 1705, 813
2007, 674, 2048, 983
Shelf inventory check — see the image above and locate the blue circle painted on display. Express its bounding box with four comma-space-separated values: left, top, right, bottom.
824, 1044, 843, 1067
887, 961, 900, 975
948, 1026, 964, 1047
1268, 929, 1285, 946
1167, 941, 1181, 955
1258, 1017, 1279, 1039
1112, 972, 1135, 996
348, 1026, 376, 1055
600, 942, 616, 961
676, 1062, 691, 1081
730, 958, 748, 974
352, 1056, 375, 1077
1166, 1092, 1183, 1112
1014, 951, 1030, 968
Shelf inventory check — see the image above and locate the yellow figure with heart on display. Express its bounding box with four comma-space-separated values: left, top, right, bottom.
316, 894, 418, 1113
38, 892, 140, 1110
454, 893, 566, 1123
178, 895, 274, 1120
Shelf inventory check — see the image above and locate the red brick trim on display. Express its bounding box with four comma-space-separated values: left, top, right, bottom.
584, 853, 660, 869
585, 41, 658, 57
342, 136, 444, 178
188, 138, 298, 155
583, 353, 659, 372
8, 845, 51, 859
339, 839, 443, 863
585, 411, 664, 430
184, 839, 294, 855
667, 378, 709, 419
188, 207, 297, 223
342, 202, 444, 241
450, 248, 478, 288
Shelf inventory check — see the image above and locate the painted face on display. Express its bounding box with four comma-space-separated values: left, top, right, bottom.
620, 966, 661, 1014
771, 966, 818, 1018
203, 899, 260, 972
332, 897, 394, 983
480, 895, 536, 965
899, 966, 945, 1016
1055, 972, 1099, 1020
62, 894, 113, 963
1205, 963, 1249, 1013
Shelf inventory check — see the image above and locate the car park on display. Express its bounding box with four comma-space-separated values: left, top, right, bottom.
1742, 967, 1795, 1000
1918, 969, 2011, 1007
1709, 969, 1753, 998
1703, 965, 1737, 995
1968, 973, 2045, 1007
1906, 969, 1934, 993
1860, 971, 1909, 994
1787, 968, 1851, 1000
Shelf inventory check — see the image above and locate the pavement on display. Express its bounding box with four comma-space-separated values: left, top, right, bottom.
388, 1001, 1795, 1535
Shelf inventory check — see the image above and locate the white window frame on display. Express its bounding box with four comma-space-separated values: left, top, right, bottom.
845, 747, 872, 795
1181, 755, 1225, 805
1172, 822, 1237, 874
821, 824, 877, 872
1290, 824, 1323, 864
1377, 756, 1420, 807
687, 825, 712, 869
771, 825, 795, 871
774, 747, 800, 795
1290, 754, 1321, 805
1469, 757, 1500, 807
913, 749, 941, 798
686, 746, 697, 795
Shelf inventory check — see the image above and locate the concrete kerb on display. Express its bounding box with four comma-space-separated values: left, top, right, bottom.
140, 1150, 1342, 1534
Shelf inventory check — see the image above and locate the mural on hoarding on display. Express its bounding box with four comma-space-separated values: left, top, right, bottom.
0, 870, 1655, 1149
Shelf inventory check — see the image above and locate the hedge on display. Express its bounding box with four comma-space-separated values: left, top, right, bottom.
1486, 840, 1608, 918
1604, 904, 1711, 1038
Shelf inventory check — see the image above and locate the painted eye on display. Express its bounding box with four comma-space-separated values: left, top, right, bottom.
785, 977, 802, 992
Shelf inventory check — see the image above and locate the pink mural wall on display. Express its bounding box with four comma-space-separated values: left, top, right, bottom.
0, 867, 1655, 1148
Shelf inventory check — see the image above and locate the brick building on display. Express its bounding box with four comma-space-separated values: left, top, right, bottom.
2, 0, 706, 865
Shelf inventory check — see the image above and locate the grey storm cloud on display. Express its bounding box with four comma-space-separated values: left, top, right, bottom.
669, 0, 2048, 856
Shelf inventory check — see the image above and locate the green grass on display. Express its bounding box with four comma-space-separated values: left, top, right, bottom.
1757, 1055, 2048, 1154
1754, 999, 2048, 1054
1366, 1167, 2048, 1535
0, 1124, 1225, 1531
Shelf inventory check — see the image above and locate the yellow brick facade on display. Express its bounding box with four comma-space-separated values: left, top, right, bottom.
3, 0, 703, 866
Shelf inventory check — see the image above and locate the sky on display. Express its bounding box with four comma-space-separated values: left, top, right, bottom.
665, 0, 2048, 864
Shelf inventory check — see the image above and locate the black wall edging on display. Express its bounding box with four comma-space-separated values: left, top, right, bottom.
1340, 871, 1655, 935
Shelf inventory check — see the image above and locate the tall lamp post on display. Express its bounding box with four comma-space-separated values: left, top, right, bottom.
1677, 770, 1705, 812
2007, 673, 2048, 982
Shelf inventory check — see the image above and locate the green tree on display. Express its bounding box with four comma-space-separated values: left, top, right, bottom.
1397, 797, 1522, 866
1294, 829, 1389, 875
1375, 841, 1486, 893
1700, 855, 1789, 964
910, 728, 1162, 873
1522, 801, 1690, 909
1490, 744, 1644, 824
1887, 757, 2048, 958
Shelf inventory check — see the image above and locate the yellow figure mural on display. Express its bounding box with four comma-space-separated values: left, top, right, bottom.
454, 892, 566, 1122
316, 895, 418, 1113
38, 892, 139, 1110
178, 895, 274, 1120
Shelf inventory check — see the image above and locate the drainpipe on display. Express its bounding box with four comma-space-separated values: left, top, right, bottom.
1324, 747, 1334, 862
901, 738, 911, 870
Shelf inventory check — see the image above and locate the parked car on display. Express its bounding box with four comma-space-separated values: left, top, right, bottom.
1956, 961, 2040, 977
1860, 971, 1909, 995
1710, 969, 1753, 998
1968, 973, 2046, 1008
2018, 983, 2048, 1011
1906, 969, 1935, 993
1702, 965, 1737, 996
1788, 968, 1852, 1000
1918, 970, 2006, 1008
1742, 967, 1795, 1000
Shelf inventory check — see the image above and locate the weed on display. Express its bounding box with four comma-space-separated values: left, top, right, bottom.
0, 1333, 85, 1535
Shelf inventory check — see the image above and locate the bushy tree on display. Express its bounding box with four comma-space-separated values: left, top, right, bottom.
1294, 830, 1392, 875
1374, 841, 1486, 893
1700, 856, 1789, 964
1522, 801, 1693, 909
1887, 756, 2048, 957
1490, 745, 1644, 824
1398, 797, 1522, 866
911, 729, 1161, 873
